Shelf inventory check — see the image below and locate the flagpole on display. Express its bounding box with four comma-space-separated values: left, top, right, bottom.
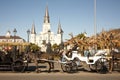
94, 0, 97, 50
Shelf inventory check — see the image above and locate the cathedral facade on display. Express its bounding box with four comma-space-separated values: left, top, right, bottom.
29, 6, 63, 47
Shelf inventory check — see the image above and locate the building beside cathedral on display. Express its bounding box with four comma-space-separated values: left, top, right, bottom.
0, 30, 25, 43
29, 6, 63, 47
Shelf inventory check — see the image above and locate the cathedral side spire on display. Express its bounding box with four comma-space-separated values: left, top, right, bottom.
31, 22, 36, 34
44, 5, 50, 23
57, 20, 63, 34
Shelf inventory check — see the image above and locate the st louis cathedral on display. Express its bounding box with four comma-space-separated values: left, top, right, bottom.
29, 6, 63, 47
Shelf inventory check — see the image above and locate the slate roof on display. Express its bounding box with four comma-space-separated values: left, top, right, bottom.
0, 36, 23, 39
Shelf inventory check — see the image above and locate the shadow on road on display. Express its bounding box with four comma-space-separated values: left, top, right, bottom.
0, 63, 119, 74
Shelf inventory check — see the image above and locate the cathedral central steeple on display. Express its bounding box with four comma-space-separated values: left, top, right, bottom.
44, 5, 50, 23
43, 5, 51, 33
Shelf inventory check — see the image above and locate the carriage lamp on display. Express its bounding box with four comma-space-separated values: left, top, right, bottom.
27, 29, 30, 42
13, 28, 17, 42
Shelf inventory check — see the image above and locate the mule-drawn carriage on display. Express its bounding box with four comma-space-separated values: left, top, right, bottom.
21, 46, 120, 73
60, 49, 110, 73
60, 47, 120, 73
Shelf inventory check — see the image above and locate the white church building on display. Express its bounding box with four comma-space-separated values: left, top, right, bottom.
29, 6, 63, 47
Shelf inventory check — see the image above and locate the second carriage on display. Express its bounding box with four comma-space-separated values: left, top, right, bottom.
60, 49, 112, 73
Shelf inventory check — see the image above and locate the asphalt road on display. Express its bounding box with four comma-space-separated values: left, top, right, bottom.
0, 63, 119, 80
0, 71, 119, 80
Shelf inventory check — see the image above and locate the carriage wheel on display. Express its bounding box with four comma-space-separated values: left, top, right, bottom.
71, 61, 78, 72
61, 63, 67, 72
89, 59, 104, 72
61, 62, 72, 72
12, 60, 25, 72
89, 58, 109, 73
65, 64, 71, 72
61, 61, 78, 73
97, 58, 109, 73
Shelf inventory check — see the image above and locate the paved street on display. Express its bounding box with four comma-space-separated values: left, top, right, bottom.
0, 71, 119, 80
0, 63, 119, 80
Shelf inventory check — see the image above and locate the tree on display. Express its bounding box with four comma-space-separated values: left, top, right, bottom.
77, 33, 86, 40
29, 43, 40, 52
52, 43, 59, 51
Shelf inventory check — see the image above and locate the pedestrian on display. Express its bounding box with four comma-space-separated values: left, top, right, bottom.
46, 42, 52, 54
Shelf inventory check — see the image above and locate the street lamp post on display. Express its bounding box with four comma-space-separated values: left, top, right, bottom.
48, 30, 51, 43
27, 29, 30, 42
13, 28, 17, 42
60, 31, 64, 50
13, 28, 17, 61
46, 30, 51, 54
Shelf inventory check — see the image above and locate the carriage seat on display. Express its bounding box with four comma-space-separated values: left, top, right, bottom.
95, 50, 107, 56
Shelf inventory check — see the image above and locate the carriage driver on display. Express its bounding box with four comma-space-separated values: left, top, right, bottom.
88, 46, 96, 56
84, 47, 89, 57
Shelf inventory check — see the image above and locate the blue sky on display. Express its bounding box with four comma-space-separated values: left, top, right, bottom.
0, 0, 120, 41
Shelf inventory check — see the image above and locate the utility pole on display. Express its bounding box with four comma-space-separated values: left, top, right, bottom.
94, 0, 97, 50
